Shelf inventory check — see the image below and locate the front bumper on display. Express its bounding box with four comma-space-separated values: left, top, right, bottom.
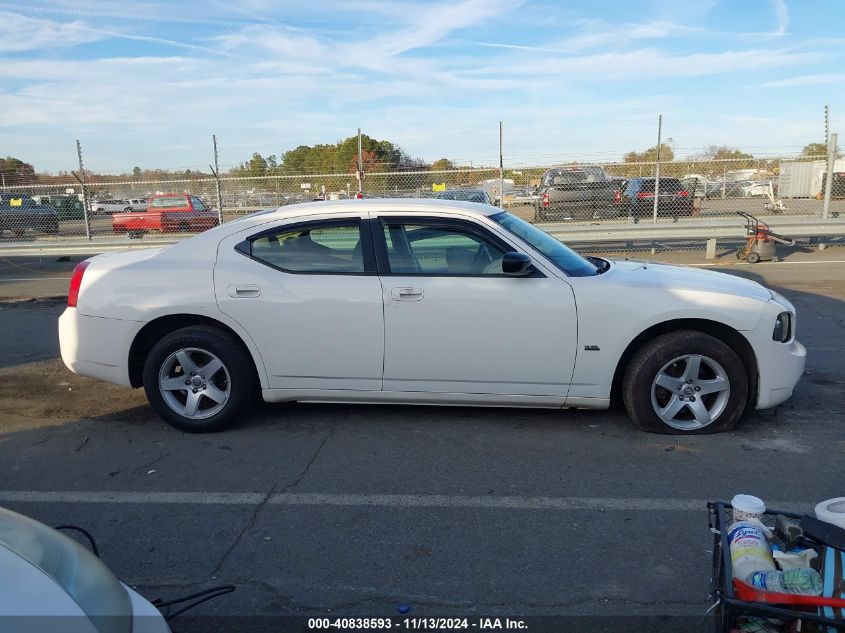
753, 337, 806, 410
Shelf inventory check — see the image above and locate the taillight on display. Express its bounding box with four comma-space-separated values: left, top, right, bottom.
637, 191, 654, 199
612, 190, 621, 204
677, 190, 689, 197
542, 192, 549, 207
68, 261, 90, 307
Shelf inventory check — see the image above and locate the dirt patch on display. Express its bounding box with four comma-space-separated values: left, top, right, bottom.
0, 358, 149, 435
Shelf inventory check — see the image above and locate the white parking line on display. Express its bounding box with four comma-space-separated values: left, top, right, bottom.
0, 490, 814, 513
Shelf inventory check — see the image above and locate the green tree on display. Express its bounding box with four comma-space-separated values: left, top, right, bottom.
698, 145, 753, 160
247, 152, 268, 175
430, 158, 455, 171
801, 141, 840, 157
132, 166, 142, 178
0, 156, 36, 185
623, 143, 675, 163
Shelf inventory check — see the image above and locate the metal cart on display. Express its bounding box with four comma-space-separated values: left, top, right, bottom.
709, 500, 845, 632
735, 211, 794, 263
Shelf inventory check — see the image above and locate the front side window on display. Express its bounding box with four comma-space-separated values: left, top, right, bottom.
382, 221, 508, 275
250, 222, 364, 273
191, 196, 207, 211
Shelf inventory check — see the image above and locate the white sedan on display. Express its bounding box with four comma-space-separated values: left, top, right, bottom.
58, 199, 805, 434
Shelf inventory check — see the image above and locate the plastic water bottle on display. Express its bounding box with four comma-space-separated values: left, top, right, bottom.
749, 568, 823, 595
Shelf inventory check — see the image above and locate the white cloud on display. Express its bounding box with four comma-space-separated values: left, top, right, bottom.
770, 0, 789, 35
0, 10, 102, 51
761, 73, 845, 87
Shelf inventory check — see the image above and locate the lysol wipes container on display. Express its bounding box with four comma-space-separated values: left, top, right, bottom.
728, 520, 776, 582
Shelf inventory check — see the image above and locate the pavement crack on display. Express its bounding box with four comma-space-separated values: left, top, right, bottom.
210, 423, 336, 577
279, 422, 337, 494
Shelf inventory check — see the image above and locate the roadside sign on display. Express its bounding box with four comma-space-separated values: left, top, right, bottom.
432, 183, 446, 192
300, 183, 311, 190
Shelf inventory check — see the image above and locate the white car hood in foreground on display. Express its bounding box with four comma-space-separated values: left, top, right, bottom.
607, 259, 772, 302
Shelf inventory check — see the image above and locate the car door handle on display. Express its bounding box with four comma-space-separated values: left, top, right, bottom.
228, 284, 261, 298
390, 287, 424, 301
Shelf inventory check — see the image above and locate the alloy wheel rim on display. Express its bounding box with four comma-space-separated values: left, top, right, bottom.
650, 354, 730, 431
158, 347, 230, 420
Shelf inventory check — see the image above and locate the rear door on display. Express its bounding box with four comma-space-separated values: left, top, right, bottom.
214, 214, 385, 391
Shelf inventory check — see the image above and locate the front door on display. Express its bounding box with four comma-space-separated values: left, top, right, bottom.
374, 215, 577, 397
215, 216, 384, 391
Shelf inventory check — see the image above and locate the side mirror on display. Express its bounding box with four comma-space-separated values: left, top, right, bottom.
501, 252, 533, 276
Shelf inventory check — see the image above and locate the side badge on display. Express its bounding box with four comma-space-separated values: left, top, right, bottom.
584, 345, 600, 351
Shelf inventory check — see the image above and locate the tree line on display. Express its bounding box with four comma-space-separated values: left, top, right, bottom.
1, 140, 836, 187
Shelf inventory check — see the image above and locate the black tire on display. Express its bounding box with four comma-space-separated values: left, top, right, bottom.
622, 330, 748, 435
142, 326, 256, 432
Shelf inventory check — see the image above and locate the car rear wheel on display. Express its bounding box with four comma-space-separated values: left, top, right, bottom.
142, 326, 256, 432
622, 330, 748, 434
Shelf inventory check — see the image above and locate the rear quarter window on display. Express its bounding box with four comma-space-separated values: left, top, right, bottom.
149, 196, 190, 209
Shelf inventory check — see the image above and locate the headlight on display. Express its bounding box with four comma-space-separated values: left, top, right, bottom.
772, 311, 792, 343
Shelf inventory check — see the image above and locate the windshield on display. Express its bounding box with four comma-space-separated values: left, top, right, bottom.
490, 212, 598, 277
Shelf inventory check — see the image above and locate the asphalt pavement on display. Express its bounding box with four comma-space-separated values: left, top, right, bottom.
1, 248, 844, 630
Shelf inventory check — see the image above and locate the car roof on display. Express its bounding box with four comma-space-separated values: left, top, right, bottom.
264, 198, 504, 219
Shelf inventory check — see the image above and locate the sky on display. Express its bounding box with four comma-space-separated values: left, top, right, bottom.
0, 0, 843, 174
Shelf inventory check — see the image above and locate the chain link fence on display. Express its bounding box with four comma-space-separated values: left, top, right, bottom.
2, 157, 843, 253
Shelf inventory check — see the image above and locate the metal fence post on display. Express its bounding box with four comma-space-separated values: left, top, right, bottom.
75, 140, 92, 241
499, 121, 504, 209
211, 134, 224, 224
652, 114, 662, 224
822, 132, 837, 219
722, 165, 726, 199
357, 128, 364, 194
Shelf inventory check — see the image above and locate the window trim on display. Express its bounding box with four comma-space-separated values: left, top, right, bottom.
235, 217, 376, 275
371, 216, 544, 278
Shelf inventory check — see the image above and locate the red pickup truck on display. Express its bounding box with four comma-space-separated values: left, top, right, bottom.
112, 194, 219, 236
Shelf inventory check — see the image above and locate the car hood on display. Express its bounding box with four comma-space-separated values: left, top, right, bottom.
606, 259, 772, 302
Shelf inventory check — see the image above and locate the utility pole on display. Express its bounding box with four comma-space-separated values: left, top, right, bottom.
209, 134, 223, 224
652, 114, 662, 224
823, 132, 837, 220
76, 140, 91, 241
499, 121, 504, 209
357, 128, 364, 195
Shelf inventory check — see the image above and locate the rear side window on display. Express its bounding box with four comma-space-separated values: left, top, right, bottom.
150, 196, 189, 209
639, 179, 683, 193
249, 222, 365, 273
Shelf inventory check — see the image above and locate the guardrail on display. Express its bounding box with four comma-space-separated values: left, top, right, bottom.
0, 216, 842, 256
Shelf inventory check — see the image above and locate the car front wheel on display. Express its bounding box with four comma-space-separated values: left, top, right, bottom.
142, 326, 256, 432
622, 330, 748, 434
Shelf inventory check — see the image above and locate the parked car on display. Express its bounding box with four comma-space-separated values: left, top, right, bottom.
0, 193, 59, 237
49, 195, 86, 221
615, 177, 694, 219
741, 181, 774, 197
0, 506, 170, 632
112, 193, 218, 236
90, 199, 132, 214
535, 166, 617, 221
437, 188, 490, 204
60, 198, 804, 435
